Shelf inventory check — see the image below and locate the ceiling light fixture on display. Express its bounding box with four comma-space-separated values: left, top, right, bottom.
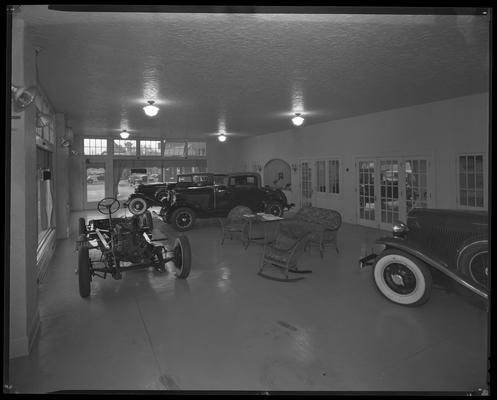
143, 100, 159, 117
291, 113, 304, 126
120, 129, 130, 139
218, 134, 227, 142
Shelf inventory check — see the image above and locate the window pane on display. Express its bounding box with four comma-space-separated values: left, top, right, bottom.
187, 142, 207, 157
316, 161, 325, 192
467, 156, 475, 173
475, 156, 483, 173
460, 189, 468, 206
459, 173, 467, 189
476, 190, 484, 207
114, 140, 137, 155
139, 140, 161, 156
84, 138, 107, 155
164, 142, 186, 157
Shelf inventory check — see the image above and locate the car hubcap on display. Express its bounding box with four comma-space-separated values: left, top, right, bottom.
384, 263, 416, 294
177, 213, 191, 227
133, 202, 144, 212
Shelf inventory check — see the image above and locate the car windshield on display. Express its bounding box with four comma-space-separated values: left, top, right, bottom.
214, 175, 228, 185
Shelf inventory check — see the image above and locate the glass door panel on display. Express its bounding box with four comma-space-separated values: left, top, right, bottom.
379, 159, 400, 229
86, 165, 106, 205
300, 161, 313, 207
358, 160, 377, 227
405, 159, 429, 213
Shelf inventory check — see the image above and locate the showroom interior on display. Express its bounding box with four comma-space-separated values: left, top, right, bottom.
5, 5, 490, 394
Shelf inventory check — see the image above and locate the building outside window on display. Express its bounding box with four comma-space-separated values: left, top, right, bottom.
164, 141, 187, 157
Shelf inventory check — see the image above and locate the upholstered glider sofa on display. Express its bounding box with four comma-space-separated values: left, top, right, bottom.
281, 206, 342, 258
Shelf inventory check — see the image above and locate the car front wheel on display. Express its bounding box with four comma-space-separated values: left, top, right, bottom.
170, 207, 196, 231
373, 249, 432, 306
265, 201, 284, 217
128, 197, 148, 216
78, 246, 91, 298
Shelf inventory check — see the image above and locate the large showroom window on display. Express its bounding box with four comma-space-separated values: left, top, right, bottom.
458, 154, 485, 209
114, 139, 137, 156
83, 138, 107, 155
140, 140, 162, 156
164, 142, 187, 157
187, 142, 207, 156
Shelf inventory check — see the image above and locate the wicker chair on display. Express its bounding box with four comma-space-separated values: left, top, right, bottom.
218, 205, 252, 245
258, 223, 312, 282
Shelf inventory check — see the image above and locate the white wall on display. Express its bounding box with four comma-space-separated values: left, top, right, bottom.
233, 93, 489, 224
10, 18, 40, 358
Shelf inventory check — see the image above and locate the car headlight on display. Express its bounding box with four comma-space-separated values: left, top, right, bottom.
392, 222, 409, 236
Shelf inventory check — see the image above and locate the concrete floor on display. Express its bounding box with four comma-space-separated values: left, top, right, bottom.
8, 210, 489, 393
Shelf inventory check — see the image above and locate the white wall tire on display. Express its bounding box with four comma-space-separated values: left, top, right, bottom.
373, 249, 432, 306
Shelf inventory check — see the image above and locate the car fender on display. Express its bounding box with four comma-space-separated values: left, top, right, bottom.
376, 236, 488, 299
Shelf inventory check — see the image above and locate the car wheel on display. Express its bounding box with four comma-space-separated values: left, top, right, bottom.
373, 249, 432, 306
265, 201, 284, 217
172, 235, 192, 279
128, 197, 148, 216
78, 217, 86, 235
87, 179, 93, 185
78, 246, 91, 298
459, 241, 489, 291
171, 207, 196, 231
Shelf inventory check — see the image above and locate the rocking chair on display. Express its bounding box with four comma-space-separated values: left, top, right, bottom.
258, 223, 312, 282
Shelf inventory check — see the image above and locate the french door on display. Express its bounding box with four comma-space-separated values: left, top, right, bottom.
300, 160, 313, 207
357, 157, 432, 230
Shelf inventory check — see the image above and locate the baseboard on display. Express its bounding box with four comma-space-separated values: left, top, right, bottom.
9, 311, 40, 359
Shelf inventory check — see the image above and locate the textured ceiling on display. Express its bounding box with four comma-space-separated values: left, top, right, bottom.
15, 6, 490, 140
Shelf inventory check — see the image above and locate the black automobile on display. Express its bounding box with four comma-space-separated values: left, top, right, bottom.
359, 208, 489, 307
126, 173, 228, 215
129, 172, 294, 231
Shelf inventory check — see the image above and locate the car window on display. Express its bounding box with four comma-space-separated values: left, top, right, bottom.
229, 176, 257, 186
178, 175, 193, 183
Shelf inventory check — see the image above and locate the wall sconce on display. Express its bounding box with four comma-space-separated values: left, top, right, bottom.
60, 137, 71, 148
70, 149, 79, 156
11, 85, 38, 113
291, 163, 298, 172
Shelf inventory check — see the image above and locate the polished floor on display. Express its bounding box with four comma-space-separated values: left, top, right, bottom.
9, 210, 489, 393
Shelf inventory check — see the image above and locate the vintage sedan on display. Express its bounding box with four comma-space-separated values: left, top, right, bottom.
129, 172, 294, 231
360, 208, 489, 307
126, 173, 227, 214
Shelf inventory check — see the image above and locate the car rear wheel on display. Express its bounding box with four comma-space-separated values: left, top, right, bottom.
78, 246, 91, 298
373, 249, 432, 306
128, 197, 148, 216
459, 241, 489, 291
172, 235, 192, 279
170, 207, 196, 231
265, 201, 284, 217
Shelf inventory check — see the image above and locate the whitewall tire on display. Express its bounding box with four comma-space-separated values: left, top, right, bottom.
373, 249, 432, 306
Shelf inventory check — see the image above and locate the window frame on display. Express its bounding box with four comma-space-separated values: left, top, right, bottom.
139, 139, 163, 157
113, 139, 138, 156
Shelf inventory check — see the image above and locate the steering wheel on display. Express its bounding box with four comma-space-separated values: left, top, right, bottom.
97, 197, 121, 215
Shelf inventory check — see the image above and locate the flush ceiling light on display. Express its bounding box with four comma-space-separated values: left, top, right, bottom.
143, 100, 159, 117
218, 134, 227, 142
120, 129, 130, 139
291, 113, 304, 126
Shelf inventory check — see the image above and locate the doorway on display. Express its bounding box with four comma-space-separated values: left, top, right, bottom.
85, 163, 106, 208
